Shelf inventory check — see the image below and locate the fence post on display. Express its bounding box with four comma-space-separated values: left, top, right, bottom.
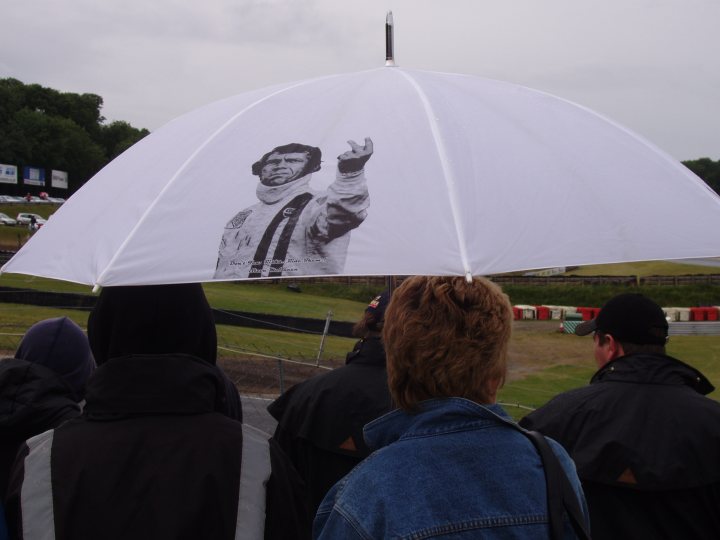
277, 358, 285, 394
316, 310, 333, 366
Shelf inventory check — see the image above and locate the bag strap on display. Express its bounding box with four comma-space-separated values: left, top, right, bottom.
525, 429, 591, 540
482, 406, 591, 539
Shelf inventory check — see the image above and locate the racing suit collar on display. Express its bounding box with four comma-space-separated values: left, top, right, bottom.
256, 175, 312, 204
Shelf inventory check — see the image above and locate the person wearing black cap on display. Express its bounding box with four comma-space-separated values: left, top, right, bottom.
5, 284, 308, 540
520, 293, 720, 540
214, 138, 373, 279
267, 291, 393, 531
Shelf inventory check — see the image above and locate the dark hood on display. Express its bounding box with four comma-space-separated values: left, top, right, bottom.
0, 358, 80, 434
16, 316, 95, 400
87, 284, 217, 366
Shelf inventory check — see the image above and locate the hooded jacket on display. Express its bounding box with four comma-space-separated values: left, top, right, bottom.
520, 353, 720, 539
5, 284, 308, 540
268, 336, 393, 524
15, 317, 95, 401
1, 317, 94, 496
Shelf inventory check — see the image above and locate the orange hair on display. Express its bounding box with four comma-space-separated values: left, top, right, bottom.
382, 276, 512, 410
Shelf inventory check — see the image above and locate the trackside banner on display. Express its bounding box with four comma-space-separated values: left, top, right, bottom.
0, 164, 18, 184
23, 166, 45, 186
51, 170, 68, 189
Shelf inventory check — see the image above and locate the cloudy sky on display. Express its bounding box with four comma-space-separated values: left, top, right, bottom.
2, 0, 718, 161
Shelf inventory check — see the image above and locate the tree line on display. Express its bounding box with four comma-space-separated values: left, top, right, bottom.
1, 77, 718, 198
683, 158, 720, 195
0, 78, 149, 196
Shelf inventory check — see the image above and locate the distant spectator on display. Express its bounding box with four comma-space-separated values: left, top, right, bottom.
520, 293, 720, 539
27, 215, 36, 231
5, 284, 308, 540
268, 291, 393, 529
314, 276, 588, 539
0, 317, 95, 538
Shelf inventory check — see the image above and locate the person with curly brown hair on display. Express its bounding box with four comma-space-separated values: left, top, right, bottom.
314, 276, 588, 540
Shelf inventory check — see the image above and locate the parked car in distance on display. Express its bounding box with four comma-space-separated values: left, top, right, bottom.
16, 213, 47, 228
0, 212, 17, 226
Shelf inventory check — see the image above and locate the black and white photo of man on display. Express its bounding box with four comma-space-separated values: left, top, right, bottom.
214, 138, 373, 278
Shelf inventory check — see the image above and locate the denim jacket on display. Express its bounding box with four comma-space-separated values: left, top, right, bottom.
314, 398, 588, 539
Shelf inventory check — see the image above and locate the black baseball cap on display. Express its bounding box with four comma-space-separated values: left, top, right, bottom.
575, 293, 668, 345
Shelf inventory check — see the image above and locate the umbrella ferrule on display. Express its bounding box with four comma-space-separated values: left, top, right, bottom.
385, 11, 396, 67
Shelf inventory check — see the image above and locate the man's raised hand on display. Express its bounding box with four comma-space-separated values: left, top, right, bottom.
338, 137, 373, 174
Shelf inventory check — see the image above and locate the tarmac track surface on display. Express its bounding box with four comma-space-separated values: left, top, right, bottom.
240, 395, 277, 435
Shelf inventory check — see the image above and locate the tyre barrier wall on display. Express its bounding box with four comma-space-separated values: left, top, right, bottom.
512, 303, 720, 322
515, 301, 720, 336
0, 286, 356, 338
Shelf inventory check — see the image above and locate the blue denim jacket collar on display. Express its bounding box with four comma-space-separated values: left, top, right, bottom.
364, 397, 510, 451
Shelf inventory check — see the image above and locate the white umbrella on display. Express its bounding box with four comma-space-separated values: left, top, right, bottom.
3, 27, 720, 287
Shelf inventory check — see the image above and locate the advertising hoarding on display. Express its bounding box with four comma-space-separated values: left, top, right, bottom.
51, 169, 69, 189
0, 164, 18, 184
23, 166, 45, 186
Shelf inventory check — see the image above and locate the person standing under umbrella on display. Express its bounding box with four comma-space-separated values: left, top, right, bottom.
314, 276, 589, 539
520, 293, 720, 539
215, 138, 372, 279
268, 290, 393, 531
5, 284, 308, 540
0, 317, 95, 540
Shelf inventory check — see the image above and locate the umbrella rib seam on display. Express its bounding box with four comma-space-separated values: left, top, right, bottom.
395, 69, 472, 279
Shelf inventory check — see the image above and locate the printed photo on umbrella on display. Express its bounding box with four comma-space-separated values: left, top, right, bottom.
214, 137, 373, 279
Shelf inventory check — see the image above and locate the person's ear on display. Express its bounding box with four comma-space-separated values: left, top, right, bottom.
605, 334, 625, 360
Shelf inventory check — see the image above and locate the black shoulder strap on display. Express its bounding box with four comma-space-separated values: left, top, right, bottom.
482, 407, 591, 540
525, 429, 591, 540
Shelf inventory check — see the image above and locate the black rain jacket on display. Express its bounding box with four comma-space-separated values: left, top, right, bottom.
268, 336, 393, 524
0, 359, 80, 497
520, 353, 720, 540
5, 284, 308, 540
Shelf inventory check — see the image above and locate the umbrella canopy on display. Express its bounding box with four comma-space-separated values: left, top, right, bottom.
3, 66, 720, 287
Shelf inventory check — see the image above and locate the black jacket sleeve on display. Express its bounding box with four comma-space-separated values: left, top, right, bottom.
264, 438, 310, 540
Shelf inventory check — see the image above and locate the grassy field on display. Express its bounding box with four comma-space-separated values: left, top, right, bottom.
3, 252, 720, 419
498, 326, 720, 418
0, 203, 61, 250
2, 298, 718, 422
0, 275, 371, 322
565, 260, 720, 276
5, 269, 720, 317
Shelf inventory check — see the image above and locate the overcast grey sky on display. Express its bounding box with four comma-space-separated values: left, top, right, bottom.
2, 0, 718, 161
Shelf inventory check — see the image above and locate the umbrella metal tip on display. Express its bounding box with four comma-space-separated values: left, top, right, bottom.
385, 10, 396, 67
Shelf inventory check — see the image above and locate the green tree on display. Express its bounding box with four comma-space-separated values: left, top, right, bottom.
5, 109, 106, 186
99, 120, 150, 161
0, 78, 149, 194
683, 158, 720, 195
